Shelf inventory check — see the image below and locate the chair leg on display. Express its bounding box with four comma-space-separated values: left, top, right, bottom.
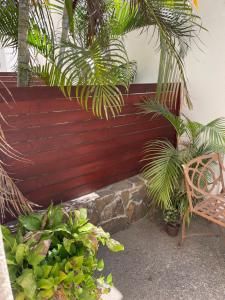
181, 214, 186, 243
178, 209, 188, 247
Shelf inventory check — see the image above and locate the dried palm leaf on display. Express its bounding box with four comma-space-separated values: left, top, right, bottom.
0, 88, 35, 222
0, 164, 33, 222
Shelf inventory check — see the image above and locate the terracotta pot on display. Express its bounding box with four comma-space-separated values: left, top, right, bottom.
165, 223, 180, 237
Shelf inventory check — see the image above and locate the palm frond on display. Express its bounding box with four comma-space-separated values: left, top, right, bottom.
29, 1, 56, 59
142, 140, 182, 209
110, 0, 153, 36
0, 83, 34, 221
0, 122, 34, 223
0, 164, 33, 222
0, 0, 18, 48
198, 118, 225, 148
182, 114, 202, 143
128, 0, 201, 107
35, 37, 135, 118
140, 100, 185, 136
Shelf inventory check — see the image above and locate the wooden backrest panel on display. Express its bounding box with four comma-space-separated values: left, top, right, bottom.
183, 153, 225, 210
0, 75, 180, 208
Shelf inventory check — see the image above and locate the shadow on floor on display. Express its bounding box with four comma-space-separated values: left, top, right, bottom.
100, 216, 225, 300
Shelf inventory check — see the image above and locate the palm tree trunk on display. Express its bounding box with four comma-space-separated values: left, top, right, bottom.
59, 1, 79, 60
59, 3, 69, 60
17, 0, 30, 87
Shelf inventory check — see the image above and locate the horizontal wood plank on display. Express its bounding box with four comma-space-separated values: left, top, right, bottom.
0, 77, 180, 209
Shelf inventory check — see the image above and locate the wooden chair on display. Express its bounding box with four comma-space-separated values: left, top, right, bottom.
181, 152, 225, 244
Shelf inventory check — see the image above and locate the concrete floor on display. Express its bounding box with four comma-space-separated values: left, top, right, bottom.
100, 216, 225, 300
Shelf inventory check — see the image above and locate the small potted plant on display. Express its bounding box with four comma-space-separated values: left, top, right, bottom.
164, 207, 180, 237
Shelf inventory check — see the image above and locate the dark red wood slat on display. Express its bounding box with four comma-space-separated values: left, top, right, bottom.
4, 126, 175, 176
4, 115, 172, 148
18, 146, 145, 193
0, 80, 180, 212
25, 156, 147, 205
0, 91, 176, 116
18, 134, 176, 195
6, 120, 171, 155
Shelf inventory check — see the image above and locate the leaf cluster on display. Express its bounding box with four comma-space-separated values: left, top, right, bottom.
141, 100, 225, 218
0, 0, 202, 117
2, 206, 124, 300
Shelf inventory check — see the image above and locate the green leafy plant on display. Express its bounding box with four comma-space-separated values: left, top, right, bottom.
2, 206, 124, 300
140, 100, 225, 221
163, 207, 180, 225
0, 0, 201, 116
164, 209, 179, 225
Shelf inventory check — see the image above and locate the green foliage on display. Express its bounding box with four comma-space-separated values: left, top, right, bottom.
141, 101, 225, 219
0, 0, 201, 116
33, 37, 136, 119
2, 206, 124, 300
163, 207, 180, 225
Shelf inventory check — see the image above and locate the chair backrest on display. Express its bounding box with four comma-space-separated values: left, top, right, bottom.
182, 153, 225, 211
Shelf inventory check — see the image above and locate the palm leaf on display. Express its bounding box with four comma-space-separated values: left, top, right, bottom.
198, 118, 225, 148
0, 120, 34, 223
0, 0, 18, 48
129, 0, 201, 107
35, 37, 135, 118
142, 140, 182, 209
140, 100, 185, 136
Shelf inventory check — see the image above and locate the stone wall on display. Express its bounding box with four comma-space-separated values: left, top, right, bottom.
62, 175, 149, 233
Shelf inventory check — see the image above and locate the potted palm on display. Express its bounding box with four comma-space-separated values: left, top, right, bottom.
140, 100, 225, 231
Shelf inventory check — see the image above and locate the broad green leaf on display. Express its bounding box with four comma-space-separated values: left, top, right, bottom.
37, 288, 54, 299
80, 290, 96, 300
70, 256, 84, 269
6, 259, 16, 265
64, 271, 75, 284
42, 265, 53, 278
15, 292, 25, 300
65, 261, 72, 273
28, 240, 51, 266
63, 237, 74, 253
16, 244, 27, 264
55, 271, 67, 284
17, 269, 37, 299
19, 214, 42, 231
106, 239, 124, 252
97, 259, 104, 271
106, 273, 113, 286
78, 223, 94, 233
74, 272, 85, 285
38, 278, 55, 290
50, 262, 60, 277
1, 225, 15, 248
47, 205, 64, 228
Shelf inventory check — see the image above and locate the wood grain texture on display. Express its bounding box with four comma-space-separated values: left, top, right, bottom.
0, 73, 180, 209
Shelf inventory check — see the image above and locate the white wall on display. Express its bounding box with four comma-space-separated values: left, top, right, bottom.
184, 0, 225, 123
125, 1, 225, 124
124, 29, 159, 83
0, 47, 17, 72
0, 48, 7, 71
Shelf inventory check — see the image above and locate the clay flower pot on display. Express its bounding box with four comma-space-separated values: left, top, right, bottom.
165, 222, 180, 237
